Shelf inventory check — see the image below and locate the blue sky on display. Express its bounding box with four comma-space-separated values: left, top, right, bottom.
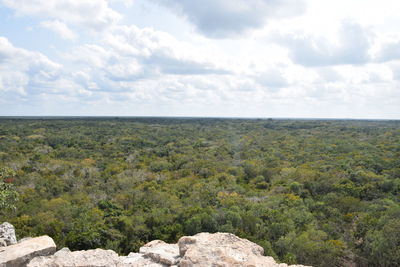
0, 0, 399, 118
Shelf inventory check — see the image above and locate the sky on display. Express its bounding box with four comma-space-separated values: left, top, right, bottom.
0, 0, 399, 119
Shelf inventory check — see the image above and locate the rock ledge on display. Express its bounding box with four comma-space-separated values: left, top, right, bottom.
0, 222, 310, 267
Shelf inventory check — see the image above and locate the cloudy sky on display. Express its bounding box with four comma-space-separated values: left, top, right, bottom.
1, 0, 399, 118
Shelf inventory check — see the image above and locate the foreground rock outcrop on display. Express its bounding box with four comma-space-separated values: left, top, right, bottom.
0, 236, 56, 266
27, 248, 122, 267
178, 232, 302, 267
0, 222, 17, 247
0, 222, 310, 267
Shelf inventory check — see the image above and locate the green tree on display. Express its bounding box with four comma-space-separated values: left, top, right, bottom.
0, 167, 19, 213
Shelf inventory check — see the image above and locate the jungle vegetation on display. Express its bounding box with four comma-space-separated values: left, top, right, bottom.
0, 118, 399, 266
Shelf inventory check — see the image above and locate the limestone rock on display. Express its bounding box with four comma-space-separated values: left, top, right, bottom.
0, 222, 17, 246
28, 247, 122, 267
18, 237, 33, 243
4, 230, 311, 267
0, 235, 56, 267
178, 232, 309, 267
139, 240, 180, 265
120, 252, 165, 267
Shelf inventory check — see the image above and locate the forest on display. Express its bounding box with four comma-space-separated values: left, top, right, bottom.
0, 117, 399, 266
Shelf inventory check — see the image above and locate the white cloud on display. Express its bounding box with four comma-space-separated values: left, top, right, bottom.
110, 0, 134, 7
316, 67, 343, 83
277, 22, 373, 67
44, 21, 397, 119
376, 40, 400, 62
40, 20, 77, 40
254, 69, 289, 90
0, 36, 82, 98
150, 0, 306, 38
0, 37, 61, 76
60, 25, 233, 96
1, 0, 121, 30
1, 0, 400, 118
389, 63, 400, 81
103, 25, 232, 75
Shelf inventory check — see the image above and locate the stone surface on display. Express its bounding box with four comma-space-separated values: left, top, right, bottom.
120, 252, 165, 267
18, 237, 33, 243
25, 233, 310, 267
178, 232, 309, 267
0, 223, 310, 267
0, 235, 56, 267
28, 248, 167, 267
0, 222, 17, 246
139, 240, 180, 265
28, 247, 124, 267
28, 247, 123, 267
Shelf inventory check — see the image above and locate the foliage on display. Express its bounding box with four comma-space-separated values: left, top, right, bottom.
0, 167, 19, 213
0, 118, 399, 266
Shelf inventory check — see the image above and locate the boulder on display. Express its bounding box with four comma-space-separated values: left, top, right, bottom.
28, 247, 121, 267
0, 235, 56, 267
139, 240, 180, 265
5, 231, 310, 267
28, 247, 168, 267
178, 232, 309, 267
0, 222, 17, 246
120, 252, 166, 267
18, 237, 33, 243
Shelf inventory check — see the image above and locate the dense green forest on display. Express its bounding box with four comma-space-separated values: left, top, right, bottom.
0, 118, 399, 266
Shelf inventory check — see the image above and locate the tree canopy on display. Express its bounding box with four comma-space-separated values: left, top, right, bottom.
0, 118, 399, 266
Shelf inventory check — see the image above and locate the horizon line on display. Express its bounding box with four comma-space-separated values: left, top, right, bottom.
0, 116, 399, 121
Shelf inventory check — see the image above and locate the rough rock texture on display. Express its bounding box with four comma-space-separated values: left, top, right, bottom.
18, 237, 33, 243
28, 248, 169, 267
27, 247, 122, 267
120, 252, 166, 267
0, 239, 7, 247
139, 240, 180, 265
25, 233, 309, 266
0, 223, 310, 267
0, 235, 56, 267
0, 222, 17, 246
178, 232, 308, 267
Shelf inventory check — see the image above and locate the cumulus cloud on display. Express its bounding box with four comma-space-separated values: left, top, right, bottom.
104, 25, 231, 75
1, 0, 121, 30
0, 37, 60, 80
109, 0, 134, 7
40, 20, 77, 40
278, 22, 372, 66
254, 69, 289, 90
0, 36, 80, 98
61, 25, 234, 96
376, 40, 400, 62
389, 63, 400, 80
150, 0, 306, 38
317, 67, 343, 83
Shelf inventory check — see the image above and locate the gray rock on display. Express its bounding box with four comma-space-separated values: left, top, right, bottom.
16, 232, 311, 267
18, 237, 33, 243
28, 248, 167, 267
0, 235, 56, 267
120, 252, 165, 267
139, 240, 180, 265
0, 222, 17, 246
28, 248, 122, 267
178, 232, 310, 267
0, 239, 7, 247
